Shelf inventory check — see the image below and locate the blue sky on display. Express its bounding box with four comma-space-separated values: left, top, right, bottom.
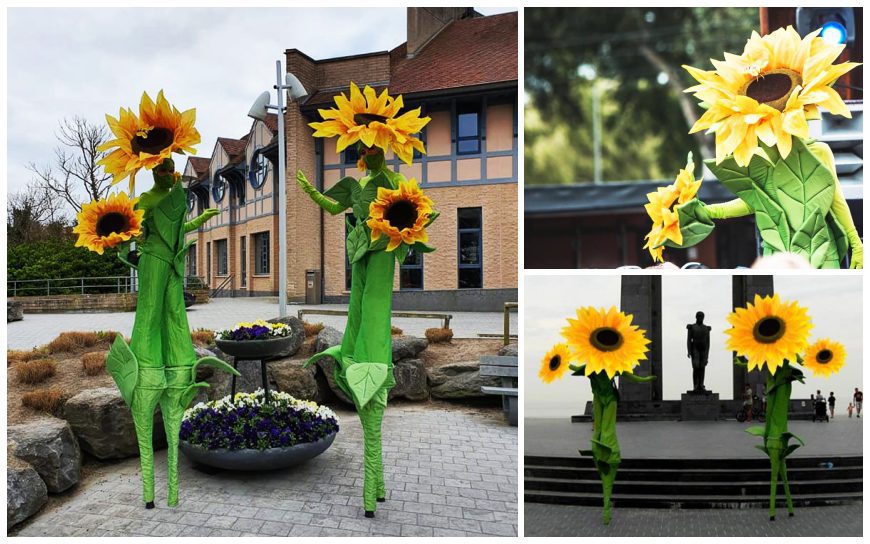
5, 7, 514, 210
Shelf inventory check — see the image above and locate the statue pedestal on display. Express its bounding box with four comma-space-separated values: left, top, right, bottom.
681, 390, 720, 421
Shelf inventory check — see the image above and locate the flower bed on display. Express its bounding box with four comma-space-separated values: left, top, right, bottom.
216, 320, 293, 341
180, 390, 339, 451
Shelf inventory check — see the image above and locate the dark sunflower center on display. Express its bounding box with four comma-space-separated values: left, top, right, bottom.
549, 355, 562, 372
354, 113, 388, 125
753, 316, 786, 344
742, 69, 801, 112
95, 212, 129, 237
384, 200, 418, 230
131, 127, 174, 155
816, 349, 833, 364
590, 327, 623, 352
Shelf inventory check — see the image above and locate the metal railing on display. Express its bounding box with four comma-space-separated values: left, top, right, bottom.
8, 275, 208, 297
503, 302, 518, 346
211, 275, 235, 298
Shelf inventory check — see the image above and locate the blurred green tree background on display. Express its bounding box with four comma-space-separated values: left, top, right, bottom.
525, 7, 759, 184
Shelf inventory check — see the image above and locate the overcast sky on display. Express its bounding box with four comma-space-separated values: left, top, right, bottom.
5, 7, 513, 211
525, 274, 864, 419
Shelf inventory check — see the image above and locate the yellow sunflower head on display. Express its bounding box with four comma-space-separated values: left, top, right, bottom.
725, 294, 813, 373
561, 306, 650, 379
73, 192, 144, 255
308, 82, 430, 166
683, 25, 860, 166
366, 178, 434, 251
539, 343, 572, 384
97, 90, 200, 192
803, 338, 846, 378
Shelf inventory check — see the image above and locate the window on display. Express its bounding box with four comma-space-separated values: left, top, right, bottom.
216, 239, 228, 276
456, 102, 481, 155
187, 192, 196, 212
250, 152, 270, 189
187, 244, 197, 276
458, 207, 482, 288
240, 236, 247, 287
345, 214, 355, 290
212, 178, 226, 202
343, 146, 360, 165
254, 232, 270, 275
400, 248, 423, 290
206, 242, 212, 284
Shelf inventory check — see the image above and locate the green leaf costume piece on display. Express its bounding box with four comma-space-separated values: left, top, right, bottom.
663, 139, 862, 268
105, 161, 239, 508
297, 154, 435, 516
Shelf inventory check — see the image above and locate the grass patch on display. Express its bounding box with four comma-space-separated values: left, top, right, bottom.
191, 329, 215, 346
21, 388, 64, 415
303, 321, 325, 337
81, 351, 107, 376
14, 359, 57, 384
425, 327, 454, 344
7, 349, 46, 367
46, 331, 118, 354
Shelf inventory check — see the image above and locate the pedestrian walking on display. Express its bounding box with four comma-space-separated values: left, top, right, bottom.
847, 402, 854, 418
828, 392, 836, 418
853, 388, 863, 418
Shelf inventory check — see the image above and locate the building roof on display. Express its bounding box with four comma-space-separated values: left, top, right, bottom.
263, 113, 279, 134
186, 156, 210, 179
217, 136, 249, 164
389, 11, 518, 95
525, 179, 735, 217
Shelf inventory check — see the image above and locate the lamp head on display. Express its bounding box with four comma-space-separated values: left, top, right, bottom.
285, 72, 307, 100
247, 91, 271, 121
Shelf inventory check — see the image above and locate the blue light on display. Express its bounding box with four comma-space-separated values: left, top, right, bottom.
820, 21, 847, 45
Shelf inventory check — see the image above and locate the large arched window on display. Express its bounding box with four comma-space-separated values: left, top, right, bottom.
250, 151, 270, 189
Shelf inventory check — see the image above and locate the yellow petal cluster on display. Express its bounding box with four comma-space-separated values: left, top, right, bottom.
539, 343, 572, 384
97, 90, 200, 193
725, 294, 813, 373
309, 83, 430, 165
802, 338, 846, 378
73, 192, 144, 255
643, 158, 702, 262
684, 26, 859, 166
367, 178, 435, 251
560, 306, 650, 379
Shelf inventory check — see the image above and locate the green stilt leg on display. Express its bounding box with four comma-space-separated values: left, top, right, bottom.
767, 444, 782, 520
781, 458, 794, 516
130, 387, 163, 505
586, 373, 621, 525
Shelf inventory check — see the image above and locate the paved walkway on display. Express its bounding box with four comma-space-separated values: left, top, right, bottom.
12, 405, 517, 537
525, 503, 862, 537
525, 417, 863, 458
7, 298, 518, 350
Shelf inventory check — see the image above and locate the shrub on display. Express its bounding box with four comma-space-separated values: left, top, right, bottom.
46, 331, 117, 353
303, 321, 324, 337
391, 325, 403, 336
191, 329, 215, 345
81, 351, 107, 376
21, 388, 64, 414
425, 327, 454, 344
7, 238, 128, 294
15, 359, 57, 384
7, 349, 45, 367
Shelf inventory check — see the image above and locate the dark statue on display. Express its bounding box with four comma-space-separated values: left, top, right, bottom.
687, 311, 712, 392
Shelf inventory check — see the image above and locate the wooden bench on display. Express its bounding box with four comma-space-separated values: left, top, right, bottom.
297, 308, 452, 329
480, 355, 518, 426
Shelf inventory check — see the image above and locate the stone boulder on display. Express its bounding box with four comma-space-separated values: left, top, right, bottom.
269, 359, 321, 402
498, 343, 518, 357
8, 418, 81, 493
392, 336, 428, 361
266, 316, 306, 357
7, 301, 23, 322
7, 455, 47, 527
427, 361, 500, 399
313, 327, 353, 404
63, 388, 166, 459
314, 325, 343, 353
389, 359, 428, 401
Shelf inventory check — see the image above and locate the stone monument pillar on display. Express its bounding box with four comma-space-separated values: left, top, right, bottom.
619, 276, 662, 401
732, 275, 774, 399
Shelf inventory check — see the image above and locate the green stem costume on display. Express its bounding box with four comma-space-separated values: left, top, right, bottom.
297, 152, 428, 517
742, 361, 804, 520
106, 159, 238, 508
664, 140, 863, 269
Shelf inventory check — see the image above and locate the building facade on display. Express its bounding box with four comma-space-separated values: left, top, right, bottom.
184, 8, 518, 310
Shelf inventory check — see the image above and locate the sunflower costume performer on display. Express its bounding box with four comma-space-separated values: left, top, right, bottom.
726, 294, 845, 520
76, 91, 238, 509
297, 83, 436, 517
539, 307, 654, 525
647, 26, 862, 268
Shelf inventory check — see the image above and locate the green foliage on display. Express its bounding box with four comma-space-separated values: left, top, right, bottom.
8, 236, 129, 294
524, 7, 758, 184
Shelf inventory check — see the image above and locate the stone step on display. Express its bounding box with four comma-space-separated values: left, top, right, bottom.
525, 477, 863, 496
525, 465, 863, 482
524, 489, 863, 509
524, 455, 863, 470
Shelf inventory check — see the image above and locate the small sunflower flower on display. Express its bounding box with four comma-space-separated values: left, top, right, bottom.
539, 343, 572, 384
802, 339, 846, 378
367, 178, 434, 251
73, 192, 144, 255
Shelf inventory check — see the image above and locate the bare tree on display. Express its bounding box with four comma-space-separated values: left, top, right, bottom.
27, 116, 113, 213
7, 183, 67, 243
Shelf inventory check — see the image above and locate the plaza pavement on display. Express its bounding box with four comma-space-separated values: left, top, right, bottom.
11, 405, 518, 537
525, 502, 862, 537
6, 297, 518, 350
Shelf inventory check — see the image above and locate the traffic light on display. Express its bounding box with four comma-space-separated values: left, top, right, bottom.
796, 7, 855, 45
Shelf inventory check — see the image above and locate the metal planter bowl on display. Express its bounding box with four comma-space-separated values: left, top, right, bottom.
216, 336, 294, 360
180, 432, 337, 471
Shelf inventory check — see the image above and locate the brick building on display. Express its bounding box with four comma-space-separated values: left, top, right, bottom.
184, 8, 518, 310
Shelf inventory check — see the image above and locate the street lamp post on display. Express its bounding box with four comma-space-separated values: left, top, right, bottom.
248, 61, 307, 318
